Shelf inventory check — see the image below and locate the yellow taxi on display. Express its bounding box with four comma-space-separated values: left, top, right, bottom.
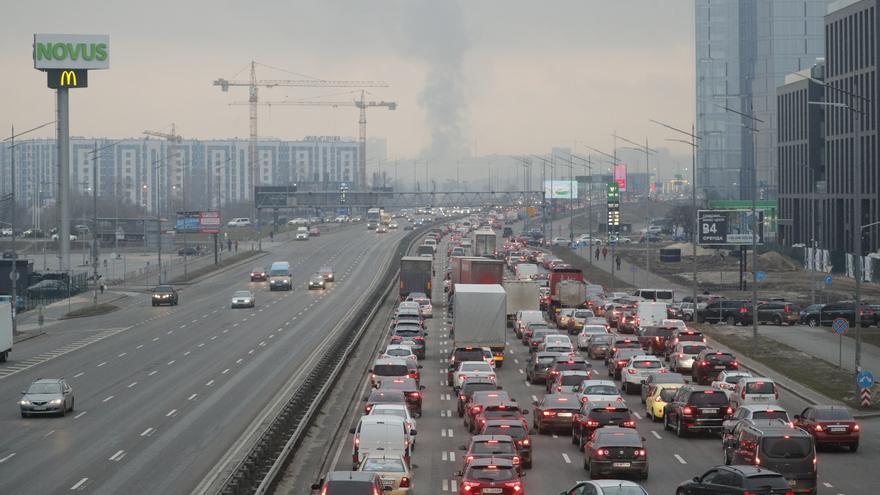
645, 383, 684, 422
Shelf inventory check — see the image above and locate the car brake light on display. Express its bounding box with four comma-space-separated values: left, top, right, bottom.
700, 360, 709, 367
596, 448, 610, 456
472, 406, 482, 413
682, 406, 693, 416
635, 448, 646, 456
504, 481, 522, 492
814, 424, 823, 432
543, 410, 556, 416
459, 375, 466, 381
725, 406, 734, 415
512, 455, 520, 464
586, 419, 600, 427
731, 361, 739, 368
557, 386, 563, 391
853, 423, 860, 431
408, 392, 421, 398
399, 477, 411, 488
460, 395, 466, 400
740, 307, 748, 313
627, 369, 638, 374
465, 455, 474, 463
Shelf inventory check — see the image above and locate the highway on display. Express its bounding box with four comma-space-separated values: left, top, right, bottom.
0, 224, 406, 494
321, 227, 879, 495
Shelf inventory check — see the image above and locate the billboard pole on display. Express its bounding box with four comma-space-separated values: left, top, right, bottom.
57, 87, 71, 274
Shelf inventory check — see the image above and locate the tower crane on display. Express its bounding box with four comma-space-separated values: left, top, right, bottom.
143, 123, 182, 143
214, 61, 388, 192
143, 124, 185, 206
231, 91, 397, 189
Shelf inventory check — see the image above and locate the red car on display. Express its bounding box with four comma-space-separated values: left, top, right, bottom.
309, 227, 320, 236
249, 267, 267, 281
794, 405, 860, 451
457, 457, 523, 494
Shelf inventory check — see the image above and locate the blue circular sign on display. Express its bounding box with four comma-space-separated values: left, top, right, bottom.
756, 271, 766, 282
833, 318, 849, 335
824, 275, 833, 285
857, 371, 875, 389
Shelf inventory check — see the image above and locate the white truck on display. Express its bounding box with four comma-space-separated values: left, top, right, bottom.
514, 263, 539, 281
503, 279, 539, 325
473, 229, 498, 258
453, 284, 507, 367
0, 303, 12, 362
637, 301, 668, 328
557, 279, 588, 308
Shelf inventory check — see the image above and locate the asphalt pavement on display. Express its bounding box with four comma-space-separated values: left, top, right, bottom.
321, 229, 878, 495
0, 224, 406, 494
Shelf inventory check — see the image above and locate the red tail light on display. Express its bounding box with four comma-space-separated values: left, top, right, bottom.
543, 410, 556, 416
854, 423, 860, 431
465, 455, 474, 463
505, 481, 523, 492
682, 406, 694, 416
399, 477, 410, 488
596, 448, 610, 456
462, 481, 480, 491
586, 419, 600, 427
557, 386, 563, 391
700, 360, 710, 367
731, 361, 739, 368
740, 307, 748, 313
623, 420, 636, 427
814, 424, 823, 432
408, 392, 421, 398
472, 406, 482, 414
627, 369, 638, 374
635, 448, 646, 456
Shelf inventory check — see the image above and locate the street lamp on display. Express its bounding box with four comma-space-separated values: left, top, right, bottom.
616, 134, 659, 288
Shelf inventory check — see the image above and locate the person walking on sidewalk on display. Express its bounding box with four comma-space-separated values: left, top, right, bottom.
100, 283, 105, 294
602, 246, 608, 261
595, 247, 600, 260
615, 254, 621, 271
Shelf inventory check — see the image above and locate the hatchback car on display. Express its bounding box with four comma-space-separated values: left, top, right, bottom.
456, 457, 523, 495
453, 361, 496, 390
582, 426, 648, 480
230, 290, 255, 308
577, 325, 610, 351
308, 273, 326, 289
461, 435, 523, 473
318, 265, 335, 282
19, 378, 74, 417
572, 400, 637, 449
465, 390, 513, 433
585, 334, 614, 360
363, 389, 407, 414
692, 350, 739, 385
477, 420, 532, 468
457, 379, 501, 417
572, 380, 623, 405
357, 455, 412, 494
249, 267, 267, 282
549, 370, 594, 394
378, 377, 424, 417
664, 386, 733, 437
620, 355, 666, 394
640, 371, 687, 404
669, 342, 709, 373
526, 351, 563, 384
151, 285, 179, 306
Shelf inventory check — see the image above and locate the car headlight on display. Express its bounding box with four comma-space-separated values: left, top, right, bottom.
49, 399, 62, 405
283, 279, 289, 284
19, 400, 30, 405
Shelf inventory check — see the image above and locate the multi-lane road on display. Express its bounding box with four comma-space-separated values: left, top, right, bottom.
322, 229, 879, 495
0, 224, 406, 494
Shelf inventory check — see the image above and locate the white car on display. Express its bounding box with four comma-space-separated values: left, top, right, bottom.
411, 296, 432, 318
669, 342, 709, 373
288, 217, 309, 226
551, 237, 570, 246
395, 301, 422, 317
382, 344, 418, 363
620, 355, 666, 394
572, 379, 624, 405
368, 403, 417, 444
452, 361, 496, 390
51, 233, 78, 241
227, 217, 251, 227
295, 227, 309, 240
711, 370, 753, 397
550, 370, 592, 393
662, 319, 687, 331
389, 222, 399, 230
577, 325, 610, 350
230, 290, 255, 308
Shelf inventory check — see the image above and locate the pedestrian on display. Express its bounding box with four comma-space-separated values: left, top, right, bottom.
595, 247, 600, 260
235, 240, 239, 253
227, 239, 232, 251
615, 254, 621, 271
100, 283, 105, 294
269, 231, 274, 242
602, 246, 608, 261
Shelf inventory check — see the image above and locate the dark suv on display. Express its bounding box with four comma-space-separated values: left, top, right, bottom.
311, 471, 385, 494
664, 385, 732, 436
151, 285, 179, 306
457, 378, 499, 417
723, 419, 817, 494
526, 351, 561, 384
819, 301, 879, 327
692, 350, 739, 385
755, 301, 801, 326
677, 465, 801, 495
697, 300, 750, 325
571, 400, 636, 449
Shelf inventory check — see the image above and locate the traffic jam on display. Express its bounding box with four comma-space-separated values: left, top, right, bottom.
317, 212, 863, 495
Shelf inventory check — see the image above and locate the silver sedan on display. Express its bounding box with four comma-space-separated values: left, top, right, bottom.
230, 290, 256, 308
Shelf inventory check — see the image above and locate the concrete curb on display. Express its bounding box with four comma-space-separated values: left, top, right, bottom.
13, 330, 46, 344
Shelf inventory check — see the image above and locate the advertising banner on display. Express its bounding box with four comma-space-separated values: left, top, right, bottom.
698, 209, 765, 246
543, 180, 578, 199
33, 34, 110, 70
176, 211, 220, 234
614, 163, 627, 192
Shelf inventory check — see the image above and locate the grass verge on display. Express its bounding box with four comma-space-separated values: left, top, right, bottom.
62, 303, 119, 319
696, 323, 879, 410
167, 250, 261, 284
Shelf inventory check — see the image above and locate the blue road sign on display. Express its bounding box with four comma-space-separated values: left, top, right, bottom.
824, 275, 833, 285
756, 271, 766, 282
833, 318, 849, 335
629, 265, 638, 273
857, 371, 875, 389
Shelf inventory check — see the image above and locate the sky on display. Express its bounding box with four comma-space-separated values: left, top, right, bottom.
1, 0, 696, 180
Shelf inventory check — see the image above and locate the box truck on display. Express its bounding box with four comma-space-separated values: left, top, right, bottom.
453, 284, 507, 367
514, 263, 538, 281
473, 229, 498, 258
0, 303, 12, 362
399, 256, 433, 299
504, 279, 539, 325
450, 257, 504, 293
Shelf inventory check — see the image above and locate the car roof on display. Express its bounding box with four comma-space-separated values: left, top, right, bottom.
373, 357, 409, 365
467, 457, 515, 468
326, 471, 379, 482
722, 465, 791, 477
471, 434, 514, 443
739, 404, 787, 413
587, 399, 629, 409
580, 379, 617, 387
33, 378, 63, 384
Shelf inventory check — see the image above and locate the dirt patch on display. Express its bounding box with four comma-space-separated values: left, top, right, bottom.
61, 303, 119, 319
696, 322, 879, 410
758, 251, 800, 271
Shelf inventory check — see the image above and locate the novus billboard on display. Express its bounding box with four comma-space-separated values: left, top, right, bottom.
33, 34, 110, 70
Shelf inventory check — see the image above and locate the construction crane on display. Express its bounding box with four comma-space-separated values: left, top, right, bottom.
214, 61, 388, 192
143, 124, 185, 202
232, 91, 396, 189
143, 123, 183, 143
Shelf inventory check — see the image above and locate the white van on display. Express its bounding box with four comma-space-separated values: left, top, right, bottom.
350, 415, 412, 469
226, 217, 251, 227
268, 261, 292, 291
515, 263, 539, 280
637, 301, 668, 328
729, 377, 780, 410
633, 288, 674, 304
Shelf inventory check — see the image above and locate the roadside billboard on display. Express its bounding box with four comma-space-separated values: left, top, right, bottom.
176, 211, 220, 234
614, 163, 627, 191
697, 209, 765, 246
33, 34, 110, 70
543, 180, 578, 199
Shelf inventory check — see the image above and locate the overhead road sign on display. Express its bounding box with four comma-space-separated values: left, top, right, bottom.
33, 34, 110, 70
697, 209, 765, 246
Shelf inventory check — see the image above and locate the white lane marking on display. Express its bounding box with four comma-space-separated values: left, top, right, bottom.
442, 451, 448, 461
136, 344, 144, 349
167, 330, 173, 335
513, 358, 519, 364
188, 394, 198, 401
223, 328, 229, 334
102, 395, 114, 403
552, 433, 558, 439
450, 479, 458, 492
674, 454, 687, 464
651, 430, 662, 440
74, 411, 87, 419
248, 349, 254, 355
180, 325, 187, 329
449, 451, 456, 462
44, 430, 56, 437
166, 409, 177, 417
236, 358, 243, 364
140, 427, 154, 437
442, 479, 449, 492
148, 370, 157, 376
210, 336, 218, 341
446, 429, 454, 437
73, 372, 84, 378
202, 314, 208, 318
183, 351, 191, 356
117, 352, 127, 358
633, 412, 642, 419
0, 453, 16, 464
233, 323, 239, 328
127, 382, 138, 388
823, 483, 833, 488
197, 343, 205, 348
518, 369, 524, 374
97, 362, 106, 367
562, 453, 571, 463
221, 369, 230, 374
167, 360, 175, 366
70, 477, 89, 490
531, 395, 538, 402
205, 380, 215, 386
152, 337, 159, 342
108, 450, 126, 462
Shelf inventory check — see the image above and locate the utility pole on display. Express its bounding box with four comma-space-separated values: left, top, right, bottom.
10, 125, 18, 335
92, 141, 99, 307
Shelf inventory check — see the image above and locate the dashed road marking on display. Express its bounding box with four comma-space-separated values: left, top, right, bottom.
562, 453, 571, 463
117, 352, 127, 358
136, 344, 144, 349
0, 453, 16, 464
44, 430, 55, 437
674, 454, 687, 464
152, 337, 159, 342
102, 395, 114, 403
188, 393, 198, 401
127, 382, 138, 388
166, 409, 177, 417
651, 430, 662, 440
70, 477, 89, 490
148, 370, 157, 376
236, 358, 243, 364
73, 372, 84, 378
633, 412, 642, 419
183, 351, 191, 356
140, 427, 154, 437
108, 450, 126, 462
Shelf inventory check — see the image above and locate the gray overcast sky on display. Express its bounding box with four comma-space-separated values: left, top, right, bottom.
1, 1, 695, 167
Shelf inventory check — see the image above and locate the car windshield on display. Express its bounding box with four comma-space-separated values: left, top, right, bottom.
463, 383, 497, 395
589, 408, 631, 421
632, 360, 662, 369
536, 355, 557, 365
584, 385, 618, 395
154, 286, 173, 293
483, 425, 526, 439
724, 375, 747, 384
362, 458, 406, 472
682, 345, 706, 354
369, 391, 404, 403
233, 291, 251, 297
743, 475, 791, 490
761, 437, 812, 459
555, 362, 589, 372
385, 349, 411, 357
371, 408, 407, 420
593, 486, 648, 495
590, 336, 614, 345
27, 382, 62, 394
466, 466, 517, 482
269, 269, 287, 276
574, 310, 593, 318
472, 440, 515, 454
752, 410, 789, 421
745, 381, 775, 394
373, 364, 408, 376
252, 267, 264, 272
814, 408, 854, 420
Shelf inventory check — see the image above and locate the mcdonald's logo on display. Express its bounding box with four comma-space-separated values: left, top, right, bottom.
46, 69, 88, 89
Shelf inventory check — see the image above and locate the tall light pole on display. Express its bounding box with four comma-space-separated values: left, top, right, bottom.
584, 145, 620, 286
617, 134, 658, 287
651, 119, 701, 309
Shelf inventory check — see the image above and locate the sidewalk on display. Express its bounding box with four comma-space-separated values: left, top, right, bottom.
14, 288, 136, 338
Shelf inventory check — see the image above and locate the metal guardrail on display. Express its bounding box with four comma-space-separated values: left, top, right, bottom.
215, 227, 426, 495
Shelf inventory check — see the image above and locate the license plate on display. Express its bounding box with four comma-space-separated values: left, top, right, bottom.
829, 427, 847, 433
483, 489, 503, 494
701, 408, 718, 414
714, 365, 726, 369
558, 412, 573, 417
33, 406, 46, 411
789, 479, 797, 487
612, 462, 631, 468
